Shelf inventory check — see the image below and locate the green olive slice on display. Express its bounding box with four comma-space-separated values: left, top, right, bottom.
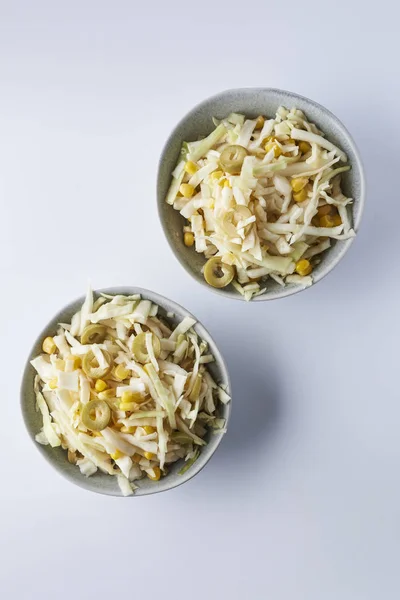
203, 257, 235, 288
81, 324, 107, 345
132, 332, 161, 363
82, 349, 112, 379
220, 145, 248, 174
81, 399, 111, 431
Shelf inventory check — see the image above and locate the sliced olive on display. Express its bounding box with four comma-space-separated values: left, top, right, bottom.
81, 324, 107, 345
132, 332, 161, 363
170, 432, 193, 445
220, 145, 248, 174
81, 399, 111, 431
203, 257, 235, 288
82, 349, 112, 379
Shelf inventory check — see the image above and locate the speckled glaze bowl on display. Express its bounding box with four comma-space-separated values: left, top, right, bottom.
21, 287, 231, 497
157, 88, 366, 301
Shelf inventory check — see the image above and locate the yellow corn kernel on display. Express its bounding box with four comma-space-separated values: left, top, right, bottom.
179, 183, 195, 198
120, 390, 135, 404
332, 214, 342, 226
264, 141, 282, 158
184, 232, 194, 247
119, 402, 136, 412
95, 379, 108, 392
143, 426, 155, 434
111, 450, 123, 460
120, 425, 137, 434
42, 336, 56, 354
132, 453, 142, 464
144, 452, 154, 460
254, 115, 265, 130
209, 170, 223, 180
298, 141, 311, 154
319, 215, 336, 228
218, 177, 231, 188
184, 160, 198, 175
293, 188, 308, 203
147, 466, 161, 481
48, 378, 58, 390
290, 177, 308, 193
295, 259, 313, 276
98, 388, 116, 400
114, 364, 130, 381
67, 355, 81, 369
121, 391, 146, 404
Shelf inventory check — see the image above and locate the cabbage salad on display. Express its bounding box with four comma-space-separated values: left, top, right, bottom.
31, 288, 230, 495
166, 107, 354, 300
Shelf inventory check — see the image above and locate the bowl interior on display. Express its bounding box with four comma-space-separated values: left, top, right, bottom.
157, 88, 365, 300
21, 287, 231, 496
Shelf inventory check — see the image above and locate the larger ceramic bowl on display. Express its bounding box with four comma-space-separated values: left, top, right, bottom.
21, 287, 231, 497
157, 88, 366, 301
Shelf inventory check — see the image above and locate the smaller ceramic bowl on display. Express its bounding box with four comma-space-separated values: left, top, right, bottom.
157, 88, 366, 301
21, 287, 231, 497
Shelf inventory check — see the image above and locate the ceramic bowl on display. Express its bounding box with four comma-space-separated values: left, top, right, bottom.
21, 287, 231, 496
157, 88, 366, 301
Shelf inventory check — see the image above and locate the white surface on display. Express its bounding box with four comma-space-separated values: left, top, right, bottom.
1, 1, 399, 598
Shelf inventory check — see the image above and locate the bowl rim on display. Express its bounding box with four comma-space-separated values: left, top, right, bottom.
157, 87, 366, 302
20, 286, 232, 497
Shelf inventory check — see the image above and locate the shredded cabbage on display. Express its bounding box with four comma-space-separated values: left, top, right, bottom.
77, 457, 97, 477
117, 474, 137, 496
35, 383, 61, 448
187, 123, 227, 162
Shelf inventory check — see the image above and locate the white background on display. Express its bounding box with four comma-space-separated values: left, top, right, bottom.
1, 1, 399, 599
